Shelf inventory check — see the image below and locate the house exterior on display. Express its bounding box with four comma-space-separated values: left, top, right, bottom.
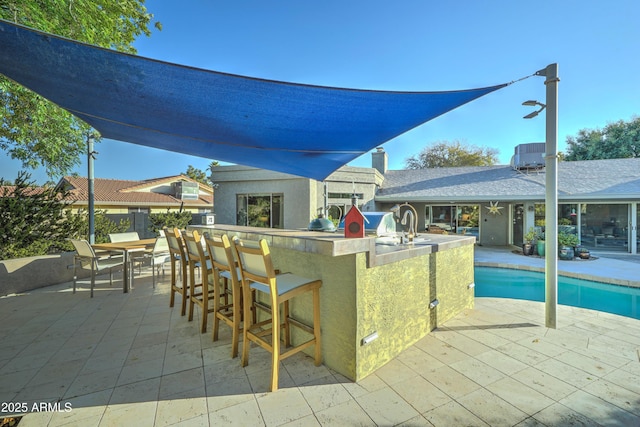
210, 147, 640, 254
375, 156, 640, 254
55, 175, 214, 237
211, 164, 382, 229
57, 175, 214, 214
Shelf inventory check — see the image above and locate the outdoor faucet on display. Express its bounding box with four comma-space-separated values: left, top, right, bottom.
391, 202, 418, 242
401, 210, 415, 242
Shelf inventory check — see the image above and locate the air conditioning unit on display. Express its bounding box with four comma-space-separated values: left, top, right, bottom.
512, 143, 545, 169
173, 181, 199, 200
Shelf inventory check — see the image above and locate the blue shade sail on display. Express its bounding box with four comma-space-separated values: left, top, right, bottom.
0, 20, 507, 180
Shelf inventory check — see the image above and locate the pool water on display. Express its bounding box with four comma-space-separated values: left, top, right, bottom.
474, 267, 640, 320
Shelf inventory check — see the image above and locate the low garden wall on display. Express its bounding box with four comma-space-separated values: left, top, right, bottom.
0, 252, 85, 296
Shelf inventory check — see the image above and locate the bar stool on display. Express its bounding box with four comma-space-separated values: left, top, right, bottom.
163, 227, 189, 315
203, 232, 242, 358
233, 238, 322, 391
183, 230, 216, 333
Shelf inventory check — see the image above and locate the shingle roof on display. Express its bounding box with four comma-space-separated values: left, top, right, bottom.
376, 158, 640, 202
59, 175, 213, 206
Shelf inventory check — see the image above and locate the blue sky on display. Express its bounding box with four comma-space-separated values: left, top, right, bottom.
2, 0, 639, 183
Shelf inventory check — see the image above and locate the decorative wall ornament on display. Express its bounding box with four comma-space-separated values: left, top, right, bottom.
485, 201, 504, 215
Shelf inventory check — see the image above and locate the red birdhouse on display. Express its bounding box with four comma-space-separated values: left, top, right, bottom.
344, 205, 366, 238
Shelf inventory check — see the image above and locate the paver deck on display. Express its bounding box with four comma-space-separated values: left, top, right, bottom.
1, 246, 639, 426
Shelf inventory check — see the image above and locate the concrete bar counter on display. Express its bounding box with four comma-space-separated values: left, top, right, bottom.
191, 224, 475, 381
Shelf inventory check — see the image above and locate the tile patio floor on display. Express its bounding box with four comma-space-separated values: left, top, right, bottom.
1, 247, 639, 426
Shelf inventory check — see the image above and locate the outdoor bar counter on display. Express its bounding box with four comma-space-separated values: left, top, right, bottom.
191, 224, 475, 381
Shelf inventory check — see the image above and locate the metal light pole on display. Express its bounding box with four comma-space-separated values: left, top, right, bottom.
524, 63, 559, 329
543, 63, 559, 329
87, 135, 97, 244
541, 64, 560, 329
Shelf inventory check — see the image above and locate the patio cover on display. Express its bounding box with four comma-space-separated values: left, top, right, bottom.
0, 20, 507, 180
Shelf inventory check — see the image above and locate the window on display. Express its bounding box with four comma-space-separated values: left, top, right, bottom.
580, 203, 629, 251
236, 194, 283, 228
428, 205, 455, 231
328, 192, 364, 200
425, 204, 479, 239
456, 205, 479, 238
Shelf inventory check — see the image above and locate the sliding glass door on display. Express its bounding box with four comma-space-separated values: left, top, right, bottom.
236, 194, 283, 228
580, 203, 629, 252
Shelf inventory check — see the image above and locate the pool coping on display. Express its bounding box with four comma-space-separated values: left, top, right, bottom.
475, 261, 640, 289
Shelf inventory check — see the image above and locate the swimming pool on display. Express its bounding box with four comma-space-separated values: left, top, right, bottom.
474, 267, 640, 320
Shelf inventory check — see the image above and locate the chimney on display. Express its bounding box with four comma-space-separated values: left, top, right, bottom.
372, 147, 388, 175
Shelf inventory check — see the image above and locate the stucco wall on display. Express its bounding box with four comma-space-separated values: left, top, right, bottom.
192, 224, 475, 381
265, 243, 474, 381
211, 165, 382, 230
268, 248, 359, 380
356, 244, 474, 380
212, 174, 314, 228
0, 252, 83, 296
480, 202, 510, 245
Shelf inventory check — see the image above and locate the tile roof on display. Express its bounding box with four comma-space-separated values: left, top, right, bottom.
58, 175, 213, 207
376, 158, 640, 202
0, 185, 49, 197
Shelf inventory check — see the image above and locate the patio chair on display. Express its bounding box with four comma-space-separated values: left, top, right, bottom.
69, 239, 125, 298
109, 231, 145, 276
108, 231, 140, 242
163, 227, 189, 316
143, 236, 171, 288
233, 238, 322, 391
203, 232, 240, 358
183, 230, 216, 333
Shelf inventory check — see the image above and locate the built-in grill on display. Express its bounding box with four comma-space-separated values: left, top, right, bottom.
307, 214, 337, 232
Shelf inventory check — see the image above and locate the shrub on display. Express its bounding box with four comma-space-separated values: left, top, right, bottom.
148, 210, 192, 234
0, 172, 81, 259
558, 231, 580, 247
0, 172, 130, 259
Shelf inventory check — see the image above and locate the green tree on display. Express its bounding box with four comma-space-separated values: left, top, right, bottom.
564, 116, 640, 161
184, 165, 213, 187
0, 1, 161, 179
0, 172, 78, 258
184, 161, 219, 186
405, 140, 499, 169
0, 172, 130, 258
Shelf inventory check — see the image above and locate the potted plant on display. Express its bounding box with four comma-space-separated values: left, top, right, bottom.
558, 231, 579, 260
536, 231, 545, 256
534, 219, 545, 256
523, 228, 536, 256
574, 246, 590, 259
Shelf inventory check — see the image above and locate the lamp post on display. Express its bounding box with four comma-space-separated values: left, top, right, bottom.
87, 135, 97, 244
523, 63, 559, 329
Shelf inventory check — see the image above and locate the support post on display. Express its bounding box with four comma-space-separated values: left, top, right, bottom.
541, 63, 559, 329
88, 135, 96, 244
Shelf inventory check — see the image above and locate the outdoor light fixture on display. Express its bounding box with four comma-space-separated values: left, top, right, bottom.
522, 100, 546, 119
468, 283, 475, 289
429, 299, 439, 309
361, 332, 379, 346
